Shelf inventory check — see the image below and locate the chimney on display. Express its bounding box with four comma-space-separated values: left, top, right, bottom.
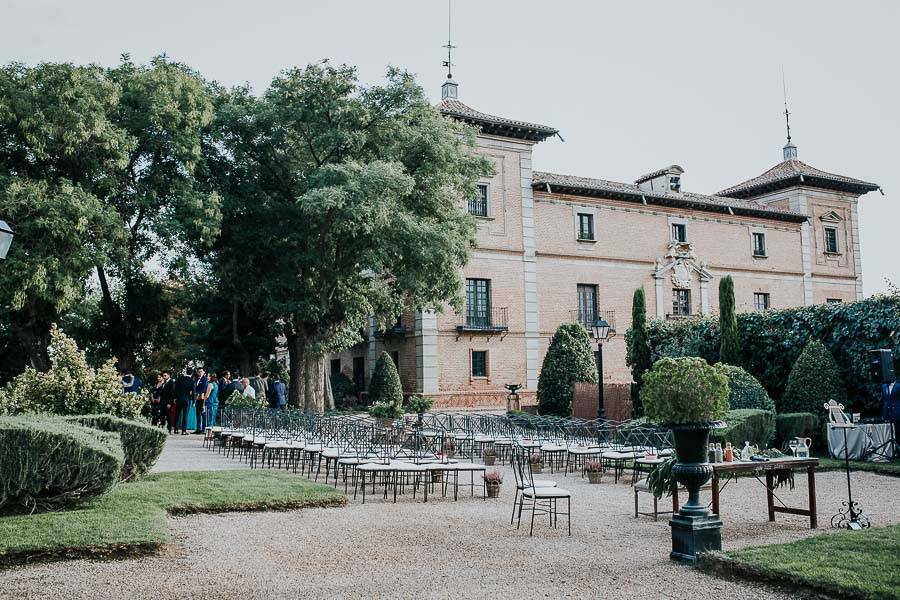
635, 165, 684, 194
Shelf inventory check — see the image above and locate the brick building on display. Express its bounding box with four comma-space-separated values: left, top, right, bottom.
330, 77, 880, 410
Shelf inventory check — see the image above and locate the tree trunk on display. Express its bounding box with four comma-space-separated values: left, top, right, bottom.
285, 330, 333, 414
96, 264, 134, 370
10, 321, 50, 372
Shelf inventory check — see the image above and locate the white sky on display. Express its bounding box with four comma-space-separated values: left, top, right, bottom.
3, 0, 897, 294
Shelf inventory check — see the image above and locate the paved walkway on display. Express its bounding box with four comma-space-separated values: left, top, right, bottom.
151, 432, 250, 472
4, 437, 899, 599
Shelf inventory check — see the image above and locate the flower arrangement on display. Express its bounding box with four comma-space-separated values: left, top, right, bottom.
482, 446, 497, 465
483, 470, 504, 483
584, 460, 602, 472
529, 452, 542, 464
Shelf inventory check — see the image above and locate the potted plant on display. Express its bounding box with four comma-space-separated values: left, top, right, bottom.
443, 437, 456, 459
482, 446, 497, 466
368, 400, 403, 428
585, 460, 602, 484
406, 395, 433, 427
484, 470, 503, 498
641, 357, 729, 563
529, 451, 543, 474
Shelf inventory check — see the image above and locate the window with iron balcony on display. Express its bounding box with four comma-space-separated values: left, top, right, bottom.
468, 183, 489, 217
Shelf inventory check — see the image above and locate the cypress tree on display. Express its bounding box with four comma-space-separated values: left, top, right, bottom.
368, 352, 403, 407
625, 287, 652, 416
719, 275, 740, 365
538, 322, 597, 417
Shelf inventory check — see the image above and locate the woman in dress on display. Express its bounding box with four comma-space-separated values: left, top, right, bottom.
205, 373, 219, 428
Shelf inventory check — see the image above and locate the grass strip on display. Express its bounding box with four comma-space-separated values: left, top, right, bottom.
699, 524, 900, 600
0, 470, 345, 567
816, 457, 900, 478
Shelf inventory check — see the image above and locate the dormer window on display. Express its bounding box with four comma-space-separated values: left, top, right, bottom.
669, 176, 681, 193
824, 226, 839, 254
671, 222, 688, 244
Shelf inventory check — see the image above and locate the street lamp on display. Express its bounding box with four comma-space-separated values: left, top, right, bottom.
591, 316, 611, 419
0, 220, 13, 260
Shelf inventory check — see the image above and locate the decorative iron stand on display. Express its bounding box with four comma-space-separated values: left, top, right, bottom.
505, 384, 521, 413
825, 400, 871, 530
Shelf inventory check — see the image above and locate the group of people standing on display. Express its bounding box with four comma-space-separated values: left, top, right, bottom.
148, 366, 287, 434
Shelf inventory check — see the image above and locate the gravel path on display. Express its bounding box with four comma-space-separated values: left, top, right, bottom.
3, 441, 899, 599
151, 433, 250, 472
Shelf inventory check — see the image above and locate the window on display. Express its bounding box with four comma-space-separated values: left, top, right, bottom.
465, 278, 491, 328
576, 284, 598, 328
671, 222, 688, 243
753, 293, 770, 311
824, 227, 839, 253
468, 183, 489, 217
577, 213, 595, 241
471, 350, 488, 378
752, 232, 767, 257
330, 359, 341, 376
827, 298, 843, 304
669, 175, 681, 192
352, 357, 365, 392
672, 289, 691, 316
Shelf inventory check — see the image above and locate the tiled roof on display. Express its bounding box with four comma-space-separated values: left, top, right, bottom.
532, 171, 808, 223
635, 164, 684, 185
718, 159, 879, 199
438, 98, 558, 142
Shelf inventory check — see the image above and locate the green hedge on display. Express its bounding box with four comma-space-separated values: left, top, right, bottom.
782, 339, 846, 414
714, 364, 775, 412
538, 322, 597, 416
775, 412, 821, 450
62, 415, 166, 481
0, 416, 124, 513
637, 296, 900, 415
710, 409, 776, 449
368, 352, 402, 407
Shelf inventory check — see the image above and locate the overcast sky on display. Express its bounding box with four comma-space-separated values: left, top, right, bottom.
3, 0, 897, 294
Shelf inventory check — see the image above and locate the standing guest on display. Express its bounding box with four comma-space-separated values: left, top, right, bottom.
122, 369, 135, 393
161, 370, 176, 434
174, 368, 194, 435
151, 374, 165, 427
206, 373, 220, 427
242, 377, 256, 400
195, 368, 211, 432
249, 366, 267, 404
270, 374, 287, 411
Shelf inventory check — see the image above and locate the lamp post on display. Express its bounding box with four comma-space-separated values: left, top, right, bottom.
0, 220, 14, 260
591, 317, 611, 419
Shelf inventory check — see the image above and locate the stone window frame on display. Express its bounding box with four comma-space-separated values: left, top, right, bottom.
749, 225, 768, 258
470, 348, 490, 380
668, 216, 689, 244
753, 292, 770, 311
672, 288, 692, 316
823, 225, 840, 254
573, 205, 598, 243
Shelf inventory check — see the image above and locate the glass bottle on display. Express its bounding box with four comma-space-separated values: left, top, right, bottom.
724, 442, 733, 462
714, 443, 723, 463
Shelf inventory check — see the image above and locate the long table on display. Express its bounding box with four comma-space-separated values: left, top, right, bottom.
710, 457, 819, 529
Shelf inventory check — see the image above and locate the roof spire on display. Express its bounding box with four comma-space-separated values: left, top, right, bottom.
441, 0, 458, 100
782, 67, 798, 161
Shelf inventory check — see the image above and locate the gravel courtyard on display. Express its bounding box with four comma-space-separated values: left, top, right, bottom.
2, 437, 898, 599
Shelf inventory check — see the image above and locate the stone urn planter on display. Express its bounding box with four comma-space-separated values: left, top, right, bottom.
530, 462, 542, 474
483, 454, 496, 466
587, 471, 602, 484
640, 357, 730, 564
585, 460, 603, 484
430, 470, 444, 484
485, 481, 501, 498
484, 470, 503, 498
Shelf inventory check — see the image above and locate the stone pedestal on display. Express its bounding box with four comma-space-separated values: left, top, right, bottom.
670, 513, 722, 563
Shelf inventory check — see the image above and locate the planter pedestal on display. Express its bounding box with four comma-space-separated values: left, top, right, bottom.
668, 422, 724, 563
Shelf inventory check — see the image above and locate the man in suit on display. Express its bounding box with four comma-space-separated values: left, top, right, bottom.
160, 371, 176, 434
174, 367, 195, 435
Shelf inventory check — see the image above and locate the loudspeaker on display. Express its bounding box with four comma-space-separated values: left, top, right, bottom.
869, 349, 895, 384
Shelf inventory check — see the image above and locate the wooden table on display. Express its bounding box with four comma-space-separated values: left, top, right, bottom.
710, 457, 819, 529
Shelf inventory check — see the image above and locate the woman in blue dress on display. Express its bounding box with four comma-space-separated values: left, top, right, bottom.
206, 373, 220, 428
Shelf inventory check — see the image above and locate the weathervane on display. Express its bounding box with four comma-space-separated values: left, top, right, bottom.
782, 66, 791, 145
442, 0, 455, 79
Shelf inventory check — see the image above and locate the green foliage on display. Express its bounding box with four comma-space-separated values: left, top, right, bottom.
0, 327, 143, 418
0, 415, 124, 513
719, 276, 740, 365
367, 401, 403, 419
713, 364, 775, 412
647, 456, 677, 499
61, 415, 166, 481
538, 322, 597, 416
405, 395, 433, 414
775, 412, 821, 450
782, 339, 846, 414
329, 372, 356, 407
640, 357, 729, 424
625, 287, 651, 416
224, 389, 264, 409
641, 296, 900, 414
368, 352, 403, 407
710, 409, 776, 449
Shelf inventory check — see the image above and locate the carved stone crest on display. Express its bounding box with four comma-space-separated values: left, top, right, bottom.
671, 261, 693, 288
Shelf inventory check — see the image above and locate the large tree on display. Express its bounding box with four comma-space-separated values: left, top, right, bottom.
209, 63, 491, 412
625, 287, 651, 416
719, 275, 740, 365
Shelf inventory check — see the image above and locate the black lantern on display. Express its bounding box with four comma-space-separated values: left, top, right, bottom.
591, 317, 610, 342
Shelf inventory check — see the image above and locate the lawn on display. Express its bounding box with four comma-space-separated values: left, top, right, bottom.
702, 525, 900, 599
0, 470, 345, 566
817, 457, 900, 477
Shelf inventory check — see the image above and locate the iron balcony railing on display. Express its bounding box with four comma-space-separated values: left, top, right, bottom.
569, 309, 616, 334
457, 307, 509, 332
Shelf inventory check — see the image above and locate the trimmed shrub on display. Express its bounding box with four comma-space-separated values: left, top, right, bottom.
782, 339, 846, 415
775, 412, 821, 450
0, 415, 124, 513
538, 322, 597, 416
625, 287, 652, 417
714, 364, 775, 412
719, 276, 740, 365
0, 326, 143, 418
636, 295, 900, 414
62, 415, 166, 481
330, 372, 356, 407
641, 357, 729, 424
368, 352, 402, 407
710, 409, 776, 449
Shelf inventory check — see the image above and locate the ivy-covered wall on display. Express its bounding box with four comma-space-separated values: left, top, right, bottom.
639, 295, 899, 415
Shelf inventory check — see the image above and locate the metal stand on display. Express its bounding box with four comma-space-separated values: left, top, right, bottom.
831, 425, 870, 530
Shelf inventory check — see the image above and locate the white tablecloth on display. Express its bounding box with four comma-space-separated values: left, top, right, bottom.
828, 423, 895, 462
